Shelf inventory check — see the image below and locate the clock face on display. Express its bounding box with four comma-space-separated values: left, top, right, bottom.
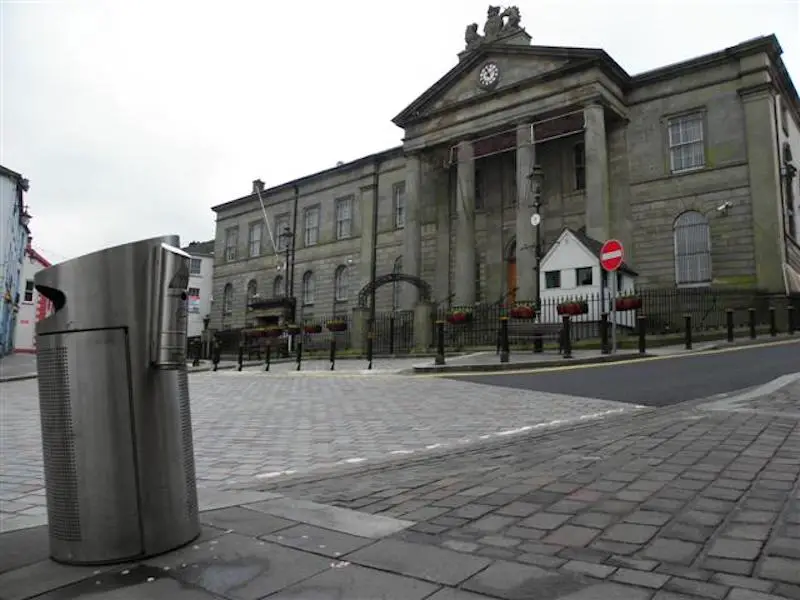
478, 62, 500, 89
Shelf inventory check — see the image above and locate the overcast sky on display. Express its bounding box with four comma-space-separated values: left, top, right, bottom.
2, 0, 798, 263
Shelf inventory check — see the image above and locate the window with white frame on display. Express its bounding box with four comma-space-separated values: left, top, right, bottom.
273, 275, 284, 297
393, 182, 405, 229
222, 283, 233, 315
23, 280, 34, 302
392, 256, 402, 310
301, 271, 315, 305
303, 207, 320, 246
275, 214, 290, 251
668, 113, 705, 173
335, 196, 353, 240
248, 222, 263, 258
224, 228, 238, 261
334, 265, 349, 301
674, 210, 712, 286
189, 258, 202, 275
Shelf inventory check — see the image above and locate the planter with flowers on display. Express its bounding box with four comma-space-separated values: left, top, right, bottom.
509, 304, 536, 320
304, 324, 322, 334
446, 308, 472, 325
615, 295, 642, 311
326, 319, 348, 332
556, 300, 589, 316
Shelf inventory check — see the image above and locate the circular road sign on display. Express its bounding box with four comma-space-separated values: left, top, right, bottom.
530, 213, 541, 227
600, 239, 624, 272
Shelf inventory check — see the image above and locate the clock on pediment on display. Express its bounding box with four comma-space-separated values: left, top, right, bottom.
477, 61, 500, 90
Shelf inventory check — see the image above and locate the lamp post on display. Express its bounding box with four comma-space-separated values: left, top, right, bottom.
529, 164, 544, 353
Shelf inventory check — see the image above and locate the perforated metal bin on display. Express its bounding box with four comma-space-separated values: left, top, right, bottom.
34, 235, 200, 565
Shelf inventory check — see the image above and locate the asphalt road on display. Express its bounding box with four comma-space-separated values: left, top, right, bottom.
452, 339, 800, 407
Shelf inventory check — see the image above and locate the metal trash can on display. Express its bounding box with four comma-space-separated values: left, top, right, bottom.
34, 235, 200, 565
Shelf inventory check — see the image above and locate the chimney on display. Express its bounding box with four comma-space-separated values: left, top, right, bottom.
252, 179, 265, 194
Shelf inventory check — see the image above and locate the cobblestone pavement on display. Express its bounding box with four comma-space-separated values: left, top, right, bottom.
253, 377, 800, 599
0, 367, 633, 532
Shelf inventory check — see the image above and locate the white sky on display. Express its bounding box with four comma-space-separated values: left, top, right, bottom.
2, 0, 799, 263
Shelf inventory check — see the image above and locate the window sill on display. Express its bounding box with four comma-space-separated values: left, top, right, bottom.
670, 165, 707, 176
676, 282, 712, 289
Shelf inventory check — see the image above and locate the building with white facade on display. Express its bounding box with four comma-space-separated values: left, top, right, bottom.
13, 243, 53, 353
182, 240, 214, 338
0, 165, 31, 356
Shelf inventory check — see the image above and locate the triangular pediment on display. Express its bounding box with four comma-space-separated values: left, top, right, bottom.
393, 44, 625, 128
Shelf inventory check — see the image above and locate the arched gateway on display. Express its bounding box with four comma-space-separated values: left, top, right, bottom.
357, 273, 432, 309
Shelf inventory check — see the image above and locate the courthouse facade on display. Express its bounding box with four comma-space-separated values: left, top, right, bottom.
210, 7, 800, 331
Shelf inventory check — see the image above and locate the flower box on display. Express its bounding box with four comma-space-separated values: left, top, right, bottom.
615, 296, 642, 311
557, 301, 589, 316
446, 310, 472, 325
509, 305, 536, 319
326, 320, 348, 332
304, 324, 322, 334
285, 323, 301, 335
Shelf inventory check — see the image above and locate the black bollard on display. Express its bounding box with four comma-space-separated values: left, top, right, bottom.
533, 333, 544, 354
684, 314, 692, 350
769, 307, 777, 337
192, 342, 201, 367
726, 309, 734, 343
499, 317, 510, 363
330, 338, 336, 371
265, 344, 271, 372
367, 328, 374, 371
212, 341, 220, 372
561, 315, 572, 359
435, 321, 445, 365
637, 315, 646, 355
237, 343, 244, 372
600, 312, 610, 355
748, 308, 756, 339
296, 340, 303, 371
789, 305, 796, 335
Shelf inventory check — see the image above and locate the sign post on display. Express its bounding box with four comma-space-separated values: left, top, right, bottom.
600, 239, 624, 354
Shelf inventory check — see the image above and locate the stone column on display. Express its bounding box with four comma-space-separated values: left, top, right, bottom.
351, 307, 369, 353
741, 84, 785, 292
454, 140, 476, 306
516, 123, 537, 303
584, 102, 611, 242
434, 173, 451, 305
413, 302, 433, 352
402, 154, 422, 309
358, 182, 376, 296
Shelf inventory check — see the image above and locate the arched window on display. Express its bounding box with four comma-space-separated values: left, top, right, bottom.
273, 275, 284, 298
222, 283, 233, 315
246, 279, 257, 300
674, 211, 712, 286
302, 271, 315, 305
334, 266, 349, 302
392, 256, 402, 310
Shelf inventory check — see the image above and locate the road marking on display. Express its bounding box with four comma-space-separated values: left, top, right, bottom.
250, 406, 640, 483
425, 338, 800, 378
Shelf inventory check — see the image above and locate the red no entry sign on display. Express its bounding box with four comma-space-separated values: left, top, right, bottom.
600, 239, 624, 272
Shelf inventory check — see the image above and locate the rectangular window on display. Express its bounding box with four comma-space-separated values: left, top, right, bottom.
248, 222, 263, 258
573, 142, 586, 190
275, 214, 290, 251
576, 267, 593, 286
393, 182, 406, 229
23, 280, 34, 302
187, 287, 200, 297
304, 206, 320, 246
544, 270, 561, 289
335, 196, 353, 240
668, 113, 705, 173
189, 258, 202, 275
602, 270, 624, 292
224, 227, 238, 262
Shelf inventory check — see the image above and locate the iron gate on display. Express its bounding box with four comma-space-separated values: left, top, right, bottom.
373, 311, 414, 354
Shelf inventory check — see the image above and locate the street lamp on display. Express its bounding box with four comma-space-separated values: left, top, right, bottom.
529, 164, 544, 353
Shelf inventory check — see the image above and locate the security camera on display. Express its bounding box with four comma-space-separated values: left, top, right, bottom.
716, 201, 732, 212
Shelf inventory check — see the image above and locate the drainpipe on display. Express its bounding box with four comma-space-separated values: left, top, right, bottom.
290, 184, 299, 321
773, 94, 790, 295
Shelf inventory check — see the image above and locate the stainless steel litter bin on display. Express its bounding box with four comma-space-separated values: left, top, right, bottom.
34, 235, 200, 565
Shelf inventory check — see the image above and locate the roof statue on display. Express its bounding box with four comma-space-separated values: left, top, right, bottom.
464, 5, 523, 50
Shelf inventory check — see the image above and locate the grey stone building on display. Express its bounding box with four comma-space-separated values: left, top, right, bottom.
210, 6, 800, 334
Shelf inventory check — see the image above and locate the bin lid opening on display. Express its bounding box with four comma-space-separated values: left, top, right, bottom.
35, 285, 66, 311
